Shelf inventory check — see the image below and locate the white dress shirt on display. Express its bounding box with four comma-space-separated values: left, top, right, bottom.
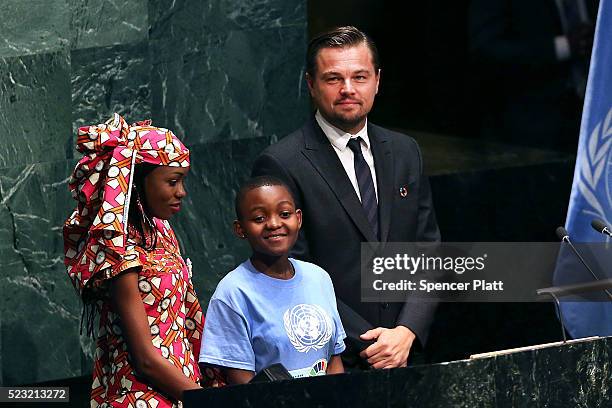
315, 111, 378, 203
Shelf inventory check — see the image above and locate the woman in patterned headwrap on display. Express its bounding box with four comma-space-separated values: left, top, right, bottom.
63, 114, 222, 407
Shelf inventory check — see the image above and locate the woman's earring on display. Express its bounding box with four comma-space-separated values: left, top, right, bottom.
134, 185, 157, 249
134, 185, 145, 213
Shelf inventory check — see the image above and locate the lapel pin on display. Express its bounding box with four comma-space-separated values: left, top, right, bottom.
399, 186, 408, 197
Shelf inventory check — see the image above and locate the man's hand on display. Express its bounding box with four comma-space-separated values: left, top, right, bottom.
359, 326, 416, 369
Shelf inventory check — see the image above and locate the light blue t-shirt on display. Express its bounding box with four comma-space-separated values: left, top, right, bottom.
199, 258, 346, 378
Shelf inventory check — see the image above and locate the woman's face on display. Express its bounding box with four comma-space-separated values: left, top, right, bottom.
143, 166, 189, 219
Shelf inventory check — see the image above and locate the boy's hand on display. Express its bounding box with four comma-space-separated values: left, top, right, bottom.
359, 326, 416, 369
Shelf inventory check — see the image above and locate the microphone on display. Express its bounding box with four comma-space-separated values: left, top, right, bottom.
555, 226, 612, 300
555, 226, 569, 242
591, 219, 612, 237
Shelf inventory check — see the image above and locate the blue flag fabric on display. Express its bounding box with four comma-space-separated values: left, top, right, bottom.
557, 0, 612, 338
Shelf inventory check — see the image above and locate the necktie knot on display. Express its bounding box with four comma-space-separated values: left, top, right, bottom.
347, 137, 363, 155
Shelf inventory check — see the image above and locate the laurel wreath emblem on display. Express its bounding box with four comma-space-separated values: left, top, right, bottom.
577, 106, 612, 221
283, 304, 333, 353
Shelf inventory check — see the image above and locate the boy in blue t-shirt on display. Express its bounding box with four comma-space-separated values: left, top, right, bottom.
198, 176, 346, 384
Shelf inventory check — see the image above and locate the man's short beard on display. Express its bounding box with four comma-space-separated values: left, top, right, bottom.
330, 112, 367, 130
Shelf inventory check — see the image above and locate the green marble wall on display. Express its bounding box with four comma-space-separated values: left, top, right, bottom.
0, 0, 308, 385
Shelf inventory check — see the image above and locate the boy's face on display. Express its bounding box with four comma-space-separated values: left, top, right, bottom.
234, 185, 302, 258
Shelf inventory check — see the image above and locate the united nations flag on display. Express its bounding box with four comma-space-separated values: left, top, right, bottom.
555, 0, 612, 337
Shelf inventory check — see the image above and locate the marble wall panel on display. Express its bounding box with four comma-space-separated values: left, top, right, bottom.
169, 137, 271, 301
187, 338, 611, 407
493, 338, 611, 407
71, 41, 152, 143
0, 159, 83, 385
387, 358, 497, 407
0, 51, 72, 168
149, 0, 306, 43
0, 0, 148, 57
0, 275, 82, 385
189, 370, 390, 407
0, 207, 21, 385
70, 0, 148, 50
150, 25, 309, 144
213, 0, 306, 30
0, 0, 71, 58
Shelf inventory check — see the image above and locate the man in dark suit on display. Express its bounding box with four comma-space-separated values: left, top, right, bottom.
252, 26, 440, 369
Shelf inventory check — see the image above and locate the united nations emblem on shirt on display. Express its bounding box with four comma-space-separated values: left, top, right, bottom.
283, 304, 333, 352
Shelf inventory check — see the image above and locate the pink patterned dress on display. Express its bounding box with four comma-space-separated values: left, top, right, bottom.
89, 218, 216, 407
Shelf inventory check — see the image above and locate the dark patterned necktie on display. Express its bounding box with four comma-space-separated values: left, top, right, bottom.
347, 137, 379, 239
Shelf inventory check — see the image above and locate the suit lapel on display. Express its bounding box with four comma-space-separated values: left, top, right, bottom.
369, 123, 393, 242
301, 119, 378, 242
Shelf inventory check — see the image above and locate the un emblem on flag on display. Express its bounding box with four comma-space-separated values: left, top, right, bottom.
578, 107, 612, 219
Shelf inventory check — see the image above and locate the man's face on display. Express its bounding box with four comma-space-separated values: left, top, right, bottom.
306, 43, 380, 134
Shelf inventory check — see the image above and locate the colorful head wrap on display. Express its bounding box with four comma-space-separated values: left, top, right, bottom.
63, 113, 190, 302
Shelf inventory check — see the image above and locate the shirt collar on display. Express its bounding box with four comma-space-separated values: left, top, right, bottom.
315, 111, 370, 152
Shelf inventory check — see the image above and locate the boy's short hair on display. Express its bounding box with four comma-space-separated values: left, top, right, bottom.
235, 175, 296, 220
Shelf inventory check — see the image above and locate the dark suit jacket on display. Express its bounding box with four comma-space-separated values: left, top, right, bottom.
252, 118, 440, 348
